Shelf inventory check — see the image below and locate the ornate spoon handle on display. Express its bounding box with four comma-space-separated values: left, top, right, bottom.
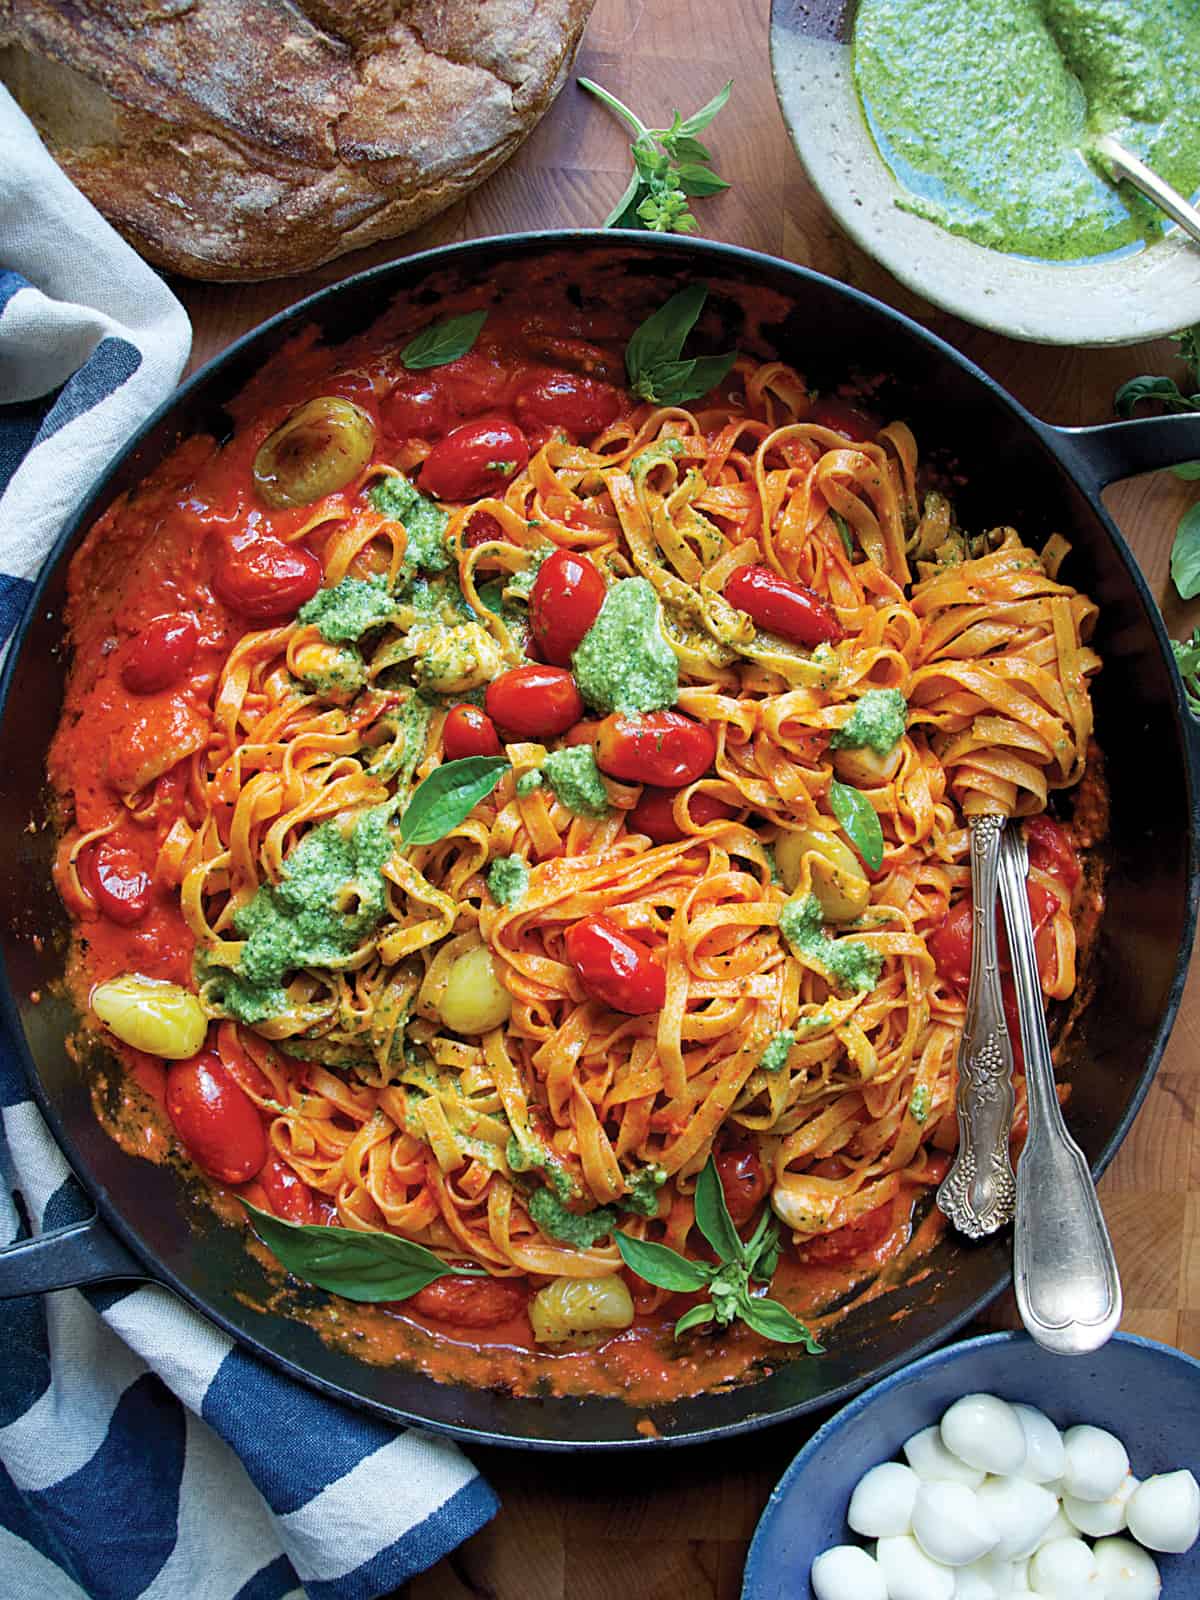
998, 826, 1122, 1355
937, 813, 1016, 1238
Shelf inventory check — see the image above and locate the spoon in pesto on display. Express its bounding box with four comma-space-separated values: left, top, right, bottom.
1093, 133, 1200, 251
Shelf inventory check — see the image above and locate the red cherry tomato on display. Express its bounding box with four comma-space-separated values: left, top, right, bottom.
930, 884, 1060, 996
628, 786, 738, 843
85, 837, 152, 925
121, 612, 198, 694
381, 377, 452, 441
464, 510, 504, 548
418, 416, 530, 502
443, 703, 503, 760
723, 564, 844, 647
435, 351, 514, 417
528, 550, 607, 666
563, 719, 603, 747
404, 1275, 528, 1328
485, 664, 584, 741
808, 397, 879, 443
212, 532, 322, 620
165, 1050, 267, 1185
800, 1201, 895, 1264
1025, 814, 1080, 891
566, 913, 666, 1015
514, 370, 622, 436
258, 1153, 317, 1224
715, 1146, 769, 1227
594, 711, 716, 788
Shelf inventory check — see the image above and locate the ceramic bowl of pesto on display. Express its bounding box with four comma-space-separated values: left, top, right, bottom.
769, 0, 1200, 346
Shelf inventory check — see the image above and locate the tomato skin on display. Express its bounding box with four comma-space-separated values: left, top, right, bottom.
381, 377, 452, 441
514, 370, 622, 436
419, 416, 530, 502
1025, 814, 1080, 891
723, 564, 844, 647
435, 351, 514, 417
165, 1050, 267, 1184
404, 1275, 528, 1328
528, 550, 607, 666
212, 532, 322, 620
808, 397, 879, 443
565, 912, 666, 1015
258, 1153, 317, 1224
84, 838, 153, 925
443, 703, 503, 760
930, 883, 1060, 996
594, 711, 716, 788
464, 510, 504, 548
563, 719, 603, 747
485, 664, 584, 741
715, 1146, 769, 1226
800, 1201, 895, 1264
121, 612, 198, 694
628, 785, 737, 843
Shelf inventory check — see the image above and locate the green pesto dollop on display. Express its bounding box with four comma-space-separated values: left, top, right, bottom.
571, 577, 678, 715
830, 688, 908, 755
909, 1084, 931, 1124
295, 642, 367, 697
516, 769, 544, 797
542, 746, 610, 819
507, 1130, 581, 1202
487, 854, 530, 907
407, 572, 473, 623
505, 546, 554, 600
853, 0, 1200, 261
759, 1031, 796, 1073
779, 893, 884, 994
369, 474, 451, 572
195, 952, 288, 1027
621, 1164, 668, 1216
299, 574, 399, 643
527, 1187, 617, 1247
629, 436, 686, 480
367, 693, 431, 785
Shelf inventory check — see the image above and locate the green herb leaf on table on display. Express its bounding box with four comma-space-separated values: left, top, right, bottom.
1173, 462, 1200, 481
241, 1201, 483, 1301
1113, 374, 1200, 418
1171, 504, 1200, 601
1171, 630, 1200, 717
398, 756, 509, 846
828, 779, 885, 872
624, 286, 738, 409
400, 311, 487, 372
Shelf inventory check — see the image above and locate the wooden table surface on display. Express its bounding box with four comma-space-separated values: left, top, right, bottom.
175, 3, 1200, 1594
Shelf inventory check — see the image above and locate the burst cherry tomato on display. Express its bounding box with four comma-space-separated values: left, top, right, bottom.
723, 564, 844, 647
404, 1275, 528, 1328
594, 711, 716, 788
464, 510, 504, 547
930, 883, 1060, 995
212, 532, 322, 620
715, 1146, 769, 1226
443, 703, 503, 760
258, 1152, 317, 1224
528, 550, 607, 666
85, 837, 152, 925
381, 377, 452, 441
1025, 814, 1080, 891
435, 351, 513, 417
514, 370, 622, 436
121, 612, 198, 694
485, 664, 584, 741
800, 1201, 895, 1264
165, 1050, 267, 1185
565, 913, 666, 1015
419, 416, 530, 502
628, 786, 738, 843
809, 397, 879, 443
564, 719, 603, 747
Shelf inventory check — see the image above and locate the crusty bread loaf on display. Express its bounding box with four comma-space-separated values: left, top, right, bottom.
0, 0, 593, 281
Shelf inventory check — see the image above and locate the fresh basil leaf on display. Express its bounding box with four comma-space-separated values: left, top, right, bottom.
241, 1201, 481, 1301
634, 352, 738, 408
1172, 461, 1200, 480
614, 1231, 714, 1292
735, 1292, 824, 1350
674, 165, 731, 198
1172, 630, 1200, 717
829, 778, 885, 873
675, 81, 733, 139
693, 1155, 744, 1265
399, 756, 509, 845
477, 579, 505, 614
608, 177, 650, 230
666, 134, 712, 164
743, 1207, 779, 1274
1113, 374, 1198, 418
400, 311, 487, 372
626, 284, 709, 390
1171, 503, 1200, 600
673, 1302, 716, 1339
831, 510, 855, 558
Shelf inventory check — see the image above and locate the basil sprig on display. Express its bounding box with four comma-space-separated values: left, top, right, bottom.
241, 1201, 484, 1301
400, 311, 487, 372
829, 779, 885, 873
624, 285, 737, 408
399, 755, 509, 846
614, 1157, 822, 1349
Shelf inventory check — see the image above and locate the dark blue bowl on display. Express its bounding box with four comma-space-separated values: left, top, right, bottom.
743, 1331, 1200, 1598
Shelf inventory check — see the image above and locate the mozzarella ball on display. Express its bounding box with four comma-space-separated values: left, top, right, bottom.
848, 1461, 920, 1538
1061, 1424, 1130, 1502
1029, 1537, 1104, 1594
905, 1425, 987, 1487
1012, 1404, 1067, 1485
912, 1481, 999, 1567
941, 1394, 1027, 1477
953, 1552, 1018, 1598
1126, 1470, 1200, 1554
874, 1534, 955, 1600
810, 1545, 888, 1600
1092, 1535, 1162, 1599
977, 1475, 1060, 1559
1064, 1473, 1138, 1538
1035, 1507, 1077, 1549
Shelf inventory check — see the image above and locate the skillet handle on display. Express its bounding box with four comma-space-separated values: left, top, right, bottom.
1036, 413, 1200, 490
0, 1213, 149, 1298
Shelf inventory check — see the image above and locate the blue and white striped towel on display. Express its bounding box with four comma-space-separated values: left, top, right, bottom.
0, 85, 498, 1599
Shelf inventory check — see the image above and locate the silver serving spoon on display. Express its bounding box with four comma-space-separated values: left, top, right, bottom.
936, 814, 1017, 1238
1093, 133, 1200, 251
997, 823, 1122, 1355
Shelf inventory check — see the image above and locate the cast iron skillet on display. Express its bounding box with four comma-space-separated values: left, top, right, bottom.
1, 233, 1198, 1450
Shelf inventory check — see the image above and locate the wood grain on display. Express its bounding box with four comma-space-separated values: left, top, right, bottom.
172, 2, 1200, 1593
